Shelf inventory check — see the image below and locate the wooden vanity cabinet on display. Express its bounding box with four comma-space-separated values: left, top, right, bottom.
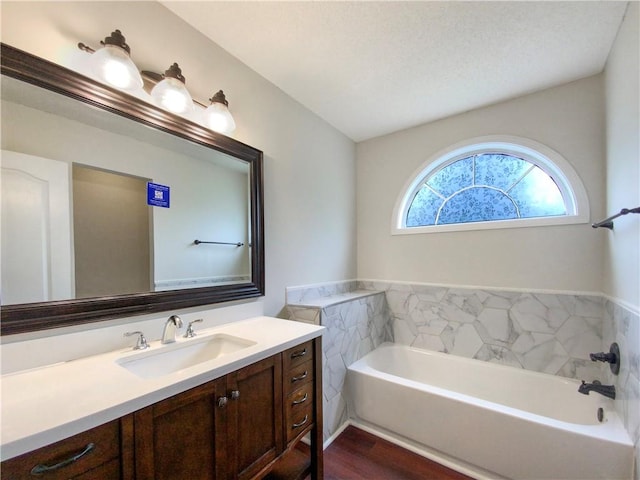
133, 337, 322, 480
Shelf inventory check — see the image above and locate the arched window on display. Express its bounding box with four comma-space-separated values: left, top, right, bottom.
393, 136, 589, 234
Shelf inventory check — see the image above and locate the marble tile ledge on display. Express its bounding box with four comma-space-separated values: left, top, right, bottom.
287, 290, 384, 309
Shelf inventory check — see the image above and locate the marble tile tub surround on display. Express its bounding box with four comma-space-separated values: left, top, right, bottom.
285, 284, 392, 441
358, 280, 606, 381
603, 299, 640, 478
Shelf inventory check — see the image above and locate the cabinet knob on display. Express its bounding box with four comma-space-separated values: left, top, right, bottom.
230, 390, 240, 400
217, 396, 228, 408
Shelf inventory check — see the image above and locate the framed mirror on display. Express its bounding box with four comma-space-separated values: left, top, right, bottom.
0, 44, 264, 336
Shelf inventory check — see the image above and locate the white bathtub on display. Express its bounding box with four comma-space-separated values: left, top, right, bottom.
347, 343, 634, 480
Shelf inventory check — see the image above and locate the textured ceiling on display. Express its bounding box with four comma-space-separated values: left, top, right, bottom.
163, 1, 628, 142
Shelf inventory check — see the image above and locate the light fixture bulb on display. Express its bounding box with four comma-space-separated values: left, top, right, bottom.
204, 90, 236, 134
89, 30, 143, 91
150, 63, 194, 115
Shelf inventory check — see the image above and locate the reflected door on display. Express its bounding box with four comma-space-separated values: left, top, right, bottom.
72, 165, 152, 298
1, 150, 73, 304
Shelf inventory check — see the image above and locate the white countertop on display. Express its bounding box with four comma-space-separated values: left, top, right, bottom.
1, 316, 323, 461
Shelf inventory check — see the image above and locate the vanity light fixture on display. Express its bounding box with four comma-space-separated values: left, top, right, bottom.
78, 30, 143, 91
78, 31, 235, 133
150, 63, 194, 115
204, 90, 236, 134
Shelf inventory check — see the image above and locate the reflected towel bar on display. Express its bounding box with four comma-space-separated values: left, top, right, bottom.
591, 206, 640, 230
194, 239, 244, 247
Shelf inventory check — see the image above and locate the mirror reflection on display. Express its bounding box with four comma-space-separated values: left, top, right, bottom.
1, 75, 250, 306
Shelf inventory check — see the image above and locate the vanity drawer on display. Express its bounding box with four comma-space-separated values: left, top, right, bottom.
283, 340, 313, 371
286, 382, 313, 417
1, 419, 121, 479
284, 359, 313, 394
286, 402, 314, 444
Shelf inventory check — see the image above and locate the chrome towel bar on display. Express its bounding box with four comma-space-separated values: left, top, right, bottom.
194, 239, 244, 246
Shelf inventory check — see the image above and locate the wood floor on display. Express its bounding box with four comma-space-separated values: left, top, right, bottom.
317, 426, 474, 480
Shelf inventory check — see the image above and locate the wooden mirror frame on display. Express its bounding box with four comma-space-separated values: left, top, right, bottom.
0, 44, 265, 336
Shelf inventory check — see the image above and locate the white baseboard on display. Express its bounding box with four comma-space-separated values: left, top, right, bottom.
322, 420, 351, 450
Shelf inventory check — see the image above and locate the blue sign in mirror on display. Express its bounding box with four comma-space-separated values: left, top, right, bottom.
147, 182, 170, 208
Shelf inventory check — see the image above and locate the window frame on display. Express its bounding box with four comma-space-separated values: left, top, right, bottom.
392, 136, 590, 235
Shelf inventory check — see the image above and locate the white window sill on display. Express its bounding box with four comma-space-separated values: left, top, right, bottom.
392, 214, 589, 235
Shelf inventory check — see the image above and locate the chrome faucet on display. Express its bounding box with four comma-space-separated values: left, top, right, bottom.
162, 315, 183, 344
578, 380, 616, 399
184, 318, 203, 338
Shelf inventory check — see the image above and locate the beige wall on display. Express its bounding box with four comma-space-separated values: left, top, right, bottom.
604, 1, 640, 310
0, 1, 357, 317
604, 6, 640, 475
357, 75, 606, 293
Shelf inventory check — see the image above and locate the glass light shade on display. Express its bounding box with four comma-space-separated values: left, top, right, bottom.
204, 102, 236, 134
150, 77, 194, 114
90, 45, 143, 91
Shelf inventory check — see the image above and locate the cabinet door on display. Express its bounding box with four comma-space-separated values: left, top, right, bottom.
133, 378, 227, 480
226, 355, 284, 480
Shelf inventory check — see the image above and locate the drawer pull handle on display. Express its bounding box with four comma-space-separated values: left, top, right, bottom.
218, 396, 228, 408
292, 415, 309, 429
291, 371, 308, 383
230, 390, 240, 400
30, 442, 95, 475
290, 348, 307, 359
292, 393, 309, 405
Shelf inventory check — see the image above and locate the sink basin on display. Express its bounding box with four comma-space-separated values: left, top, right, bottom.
117, 334, 256, 379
